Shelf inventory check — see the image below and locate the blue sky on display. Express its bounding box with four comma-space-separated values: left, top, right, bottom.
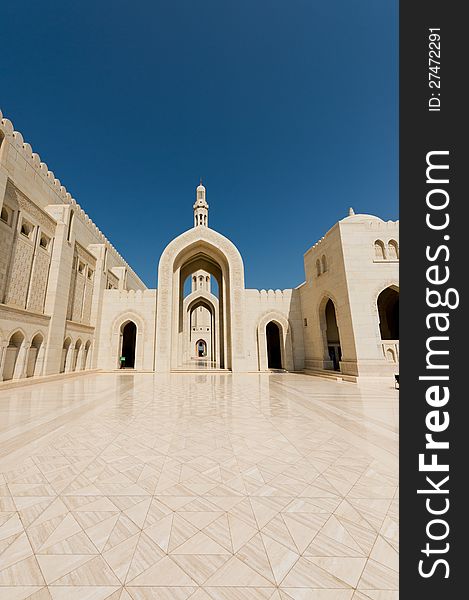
1, 0, 398, 289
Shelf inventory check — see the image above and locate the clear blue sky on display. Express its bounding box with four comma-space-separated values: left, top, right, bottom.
1, 0, 398, 289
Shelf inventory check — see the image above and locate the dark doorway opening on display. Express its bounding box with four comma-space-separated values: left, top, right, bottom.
196, 339, 207, 357
266, 321, 282, 369
325, 299, 341, 371
121, 321, 137, 368
377, 287, 399, 340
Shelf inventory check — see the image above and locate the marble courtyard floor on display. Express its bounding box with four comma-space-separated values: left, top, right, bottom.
0, 372, 398, 600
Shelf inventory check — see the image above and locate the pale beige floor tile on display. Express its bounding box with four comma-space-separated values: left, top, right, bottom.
357, 559, 398, 591
0, 373, 398, 597
85, 514, 120, 552
235, 533, 275, 584
102, 532, 140, 582
50, 555, 121, 586
179, 511, 224, 530
36, 554, 94, 584
143, 513, 173, 552
280, 590, 354, 600
126, 555, 197, 586
0, 555, 45, 585
0, 531, 34, 570
172, 530, 230, 555
48, 586, 121, 600
306, 557, 367, 588
125, 532, 165, 582
204, 555, 274, 587
280, 557, 352, 589
227, 514, 258, 553
125, 588, 197, 600
171, 553, 231, 585
0, 586, 44, 600
204, 586, 274, 599
261, 533, 300, 584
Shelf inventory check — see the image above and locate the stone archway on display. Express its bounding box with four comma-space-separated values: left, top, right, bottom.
27, 333, 45, 378
155, 227, 246, 372
196, 339, 207, 357
257, 312, 294, 371
377, 286, 399, 340
317, 296, 343, 372
2, 330, 26, 381
112, 313, 145, 371
183, 290, 219, 367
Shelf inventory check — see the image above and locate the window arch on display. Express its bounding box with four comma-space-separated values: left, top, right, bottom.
374, 240, 386, 260
316, 259, 321, 277
388, 239, 399, 259
1, 205, 11, 225
321, 255, 327, 273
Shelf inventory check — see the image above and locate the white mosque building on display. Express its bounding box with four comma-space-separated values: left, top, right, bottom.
0, 111, 399, 382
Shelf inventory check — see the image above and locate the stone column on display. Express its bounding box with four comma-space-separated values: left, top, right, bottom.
42, 205, 75, 375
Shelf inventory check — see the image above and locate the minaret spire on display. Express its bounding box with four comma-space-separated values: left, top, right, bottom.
193, 181, 209, 227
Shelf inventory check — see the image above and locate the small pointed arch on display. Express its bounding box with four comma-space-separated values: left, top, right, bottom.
374, 239, 386, 260
8, 329, 26, 347
30, 332, 44, 348
388, 239, 399, 259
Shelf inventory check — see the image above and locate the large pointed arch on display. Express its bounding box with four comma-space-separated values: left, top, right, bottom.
155, 226, 246, 372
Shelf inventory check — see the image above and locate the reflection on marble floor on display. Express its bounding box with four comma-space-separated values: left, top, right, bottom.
0, 372, 399, 600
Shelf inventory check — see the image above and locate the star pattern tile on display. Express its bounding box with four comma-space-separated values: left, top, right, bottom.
0, 372, 398, 598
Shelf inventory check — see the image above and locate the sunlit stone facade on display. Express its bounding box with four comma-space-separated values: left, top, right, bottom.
0, 111, 399, 382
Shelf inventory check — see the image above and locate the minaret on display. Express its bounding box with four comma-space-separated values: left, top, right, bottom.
193, 181, 209, 227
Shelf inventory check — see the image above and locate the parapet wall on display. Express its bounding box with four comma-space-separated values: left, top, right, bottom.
0, 109, 145, 289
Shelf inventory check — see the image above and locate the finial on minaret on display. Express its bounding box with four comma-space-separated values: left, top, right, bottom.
348, 207, 355, 216
193, 181, 209, 227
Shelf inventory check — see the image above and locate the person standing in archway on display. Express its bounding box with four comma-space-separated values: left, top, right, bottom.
119, 355, 126, 369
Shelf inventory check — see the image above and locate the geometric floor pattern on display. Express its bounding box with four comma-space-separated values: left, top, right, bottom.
0, 372, 399, 600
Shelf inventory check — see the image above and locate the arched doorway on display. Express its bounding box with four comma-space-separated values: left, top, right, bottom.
196, 339, 207, 357
3, 331, 24, 380
155, 224, 246, 373
325, 299, 341, 371
377, 287, 399, 340
266, 321, 282, 369
27, 333, 44, 377
121, 321, 137, 368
